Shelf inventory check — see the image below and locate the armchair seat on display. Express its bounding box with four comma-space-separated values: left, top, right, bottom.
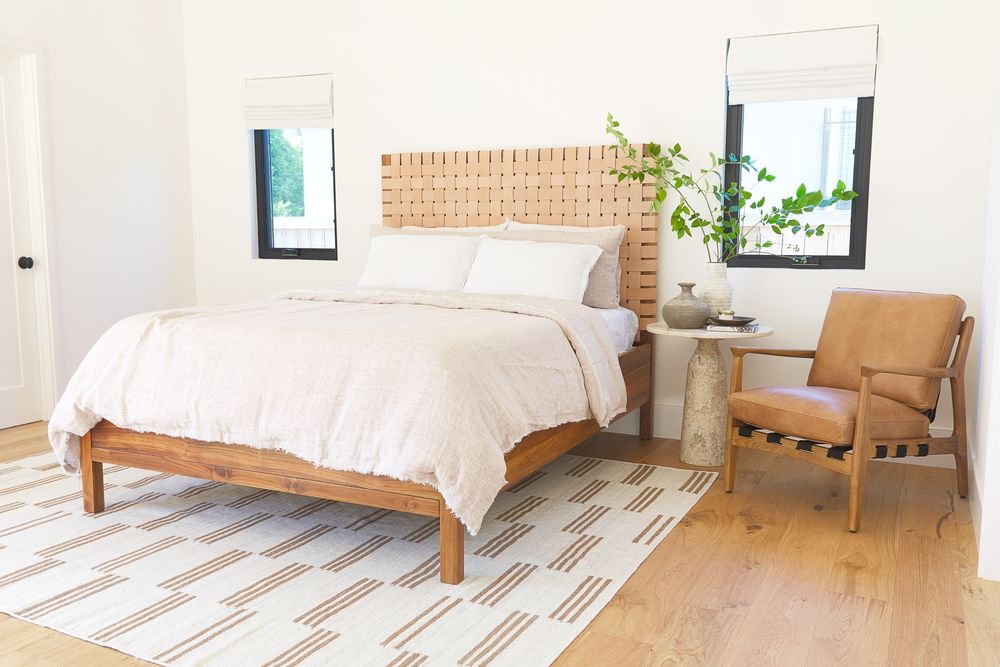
729, 386, 930, 445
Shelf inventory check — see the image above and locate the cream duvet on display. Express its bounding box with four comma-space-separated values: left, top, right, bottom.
48, 289, 627, 533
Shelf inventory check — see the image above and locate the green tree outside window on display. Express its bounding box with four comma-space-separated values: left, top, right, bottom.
269, 130, 305, 217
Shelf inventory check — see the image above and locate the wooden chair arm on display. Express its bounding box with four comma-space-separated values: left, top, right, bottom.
730, 347, 816, 359
729, 348, 816, 394
860, 365, 955, 379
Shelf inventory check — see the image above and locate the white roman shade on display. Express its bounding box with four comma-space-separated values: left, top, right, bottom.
242, 73, 334, 129
726, 26, 878, 105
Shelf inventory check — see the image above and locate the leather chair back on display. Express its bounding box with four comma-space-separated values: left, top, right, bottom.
807, 288, 965, 411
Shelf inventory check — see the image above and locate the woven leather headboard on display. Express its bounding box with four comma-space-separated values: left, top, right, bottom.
380, 145, 658, 336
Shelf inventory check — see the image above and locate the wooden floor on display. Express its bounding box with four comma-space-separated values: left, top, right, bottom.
1, 422, 999, 666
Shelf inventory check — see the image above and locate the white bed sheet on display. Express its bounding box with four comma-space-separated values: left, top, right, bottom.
595, 306, 639, 354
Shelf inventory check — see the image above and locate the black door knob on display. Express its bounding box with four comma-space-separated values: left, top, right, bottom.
17, 256, 33, 270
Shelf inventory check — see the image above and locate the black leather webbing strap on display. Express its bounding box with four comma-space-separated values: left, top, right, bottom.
894, 445, 907, 458
766, 432, 783, 444
738, 425, 754, 437
827, 446, 850, 460
917, 444, 929, 457
874, 445, 888, 459
795, 440, 815, 452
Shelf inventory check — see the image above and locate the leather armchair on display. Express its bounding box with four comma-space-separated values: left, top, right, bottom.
723, 288, 974, 532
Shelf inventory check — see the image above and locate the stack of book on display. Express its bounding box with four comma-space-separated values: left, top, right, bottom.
706, 323, 759, 333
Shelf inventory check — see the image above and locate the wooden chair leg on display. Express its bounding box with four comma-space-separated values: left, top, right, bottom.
639, 400, 653, 440
951, 374, 970, 499
955, 436, 969, 499
954, 456, 969, 498
439, 503, 464, 584
723, 420, 738, 493
848, 378, 873, 532
80, 432, 105, 514
724, 352, 744, 493
847, 460, 866, 532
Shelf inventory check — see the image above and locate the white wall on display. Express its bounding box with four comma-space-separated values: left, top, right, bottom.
181, 0, 996, 457
1, 0, 195, 389
972, 50, 1000, 580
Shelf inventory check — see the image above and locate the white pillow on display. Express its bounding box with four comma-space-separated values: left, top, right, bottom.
499, 221, 626, 309
462, 238, 602, 303
358, 234, 482, 292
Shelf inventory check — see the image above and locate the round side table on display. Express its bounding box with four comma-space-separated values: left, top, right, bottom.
646, 322, 774, 466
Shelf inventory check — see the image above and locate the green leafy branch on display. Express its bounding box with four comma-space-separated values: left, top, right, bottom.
606, 113, 857, 263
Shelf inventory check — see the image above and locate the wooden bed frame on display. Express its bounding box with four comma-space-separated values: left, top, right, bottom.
79, 144, 659, 584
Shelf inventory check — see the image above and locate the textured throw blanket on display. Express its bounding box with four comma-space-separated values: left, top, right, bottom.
48, 289, 627, 533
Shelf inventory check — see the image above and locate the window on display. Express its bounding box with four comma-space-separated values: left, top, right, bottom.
723, 25, 878, 269
254, 128, 337, 260
724, 96, 872, 269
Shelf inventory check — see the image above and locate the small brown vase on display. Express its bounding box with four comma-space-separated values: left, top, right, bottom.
662, 282, 709, 329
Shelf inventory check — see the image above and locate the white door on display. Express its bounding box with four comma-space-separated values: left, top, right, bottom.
0, 54, 43, 428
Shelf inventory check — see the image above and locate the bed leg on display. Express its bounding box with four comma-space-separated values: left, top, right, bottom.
439, 504, 464, 584
639, 400, 653, 440
80, 432, 105, 514
639, 335, 654, 441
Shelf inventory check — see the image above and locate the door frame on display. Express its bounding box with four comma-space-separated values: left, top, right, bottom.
0, 39, 59, 417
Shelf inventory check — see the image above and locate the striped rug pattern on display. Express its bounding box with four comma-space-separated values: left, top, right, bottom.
0, 453, 714, 666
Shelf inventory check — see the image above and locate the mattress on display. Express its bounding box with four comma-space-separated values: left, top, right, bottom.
595, 306, 640, 354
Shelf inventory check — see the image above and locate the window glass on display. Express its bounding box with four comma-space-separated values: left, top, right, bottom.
739, 98, 856, 257
268, 128, 336, 250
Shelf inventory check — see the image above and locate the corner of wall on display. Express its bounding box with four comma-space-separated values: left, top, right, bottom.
969, 39, 1000, 581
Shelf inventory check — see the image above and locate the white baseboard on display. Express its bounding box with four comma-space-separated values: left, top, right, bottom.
606, 400, 956, 468
605, 400, 683, 439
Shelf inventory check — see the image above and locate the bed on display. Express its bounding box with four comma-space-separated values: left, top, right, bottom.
52, 144, 659, 584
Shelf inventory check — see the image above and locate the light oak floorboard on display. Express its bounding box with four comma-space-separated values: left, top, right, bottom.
556, 631, 653, 665
1, 425, 999, 666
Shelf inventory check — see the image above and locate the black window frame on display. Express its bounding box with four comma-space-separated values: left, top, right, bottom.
253, 128, 338, 261
724, 96, 874, 270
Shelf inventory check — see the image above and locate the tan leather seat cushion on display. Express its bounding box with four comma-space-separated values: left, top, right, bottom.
729, 386, 930, 445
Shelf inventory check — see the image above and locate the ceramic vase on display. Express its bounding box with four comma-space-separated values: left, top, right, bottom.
662, 283, 710, 329
700, 262, 733, 317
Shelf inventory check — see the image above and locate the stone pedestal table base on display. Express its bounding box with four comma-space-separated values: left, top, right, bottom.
679, 339, 728, 466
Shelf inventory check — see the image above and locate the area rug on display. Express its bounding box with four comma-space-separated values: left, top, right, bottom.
0, 452, 715, 666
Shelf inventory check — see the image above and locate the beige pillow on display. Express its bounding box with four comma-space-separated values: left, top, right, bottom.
497, 222, 625, 308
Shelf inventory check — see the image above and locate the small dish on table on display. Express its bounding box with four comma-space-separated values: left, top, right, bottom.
708, 315, 757, 327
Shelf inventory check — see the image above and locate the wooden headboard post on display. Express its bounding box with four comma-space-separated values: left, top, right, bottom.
380, 145, 659, 334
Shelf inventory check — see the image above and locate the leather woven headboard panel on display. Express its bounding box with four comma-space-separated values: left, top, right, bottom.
380, 145, 659, 337
807, 288, 966, 410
